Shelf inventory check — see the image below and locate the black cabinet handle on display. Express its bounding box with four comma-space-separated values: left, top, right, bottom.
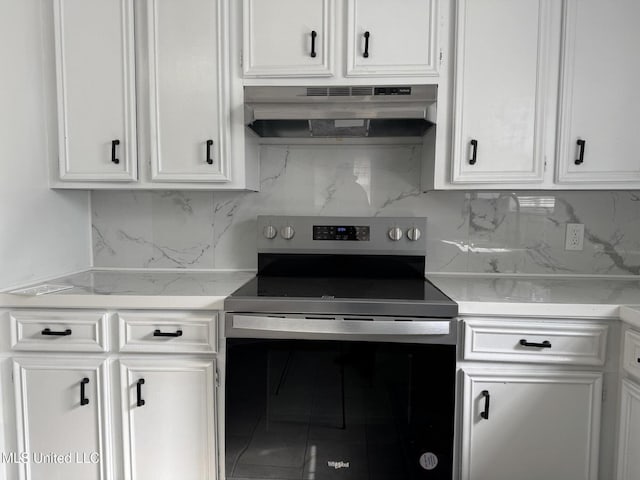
153, 329, 183, 337
80, 378, 90, 406
575, 139, 586, 165
41, 328, 72, 336
469, 139, 478, 165
519, 339, 552, 349
206, 139, 213, 165
111, 139, 120, 164
136, 379, 145, 407
480, 390, 490, 420
310, 30, 317, 58
363, 31, 370, 58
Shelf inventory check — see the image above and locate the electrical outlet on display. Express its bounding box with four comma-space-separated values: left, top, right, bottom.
565, 223, 585, 251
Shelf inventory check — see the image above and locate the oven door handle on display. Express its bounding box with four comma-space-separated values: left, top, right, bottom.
231, 315, 450, 336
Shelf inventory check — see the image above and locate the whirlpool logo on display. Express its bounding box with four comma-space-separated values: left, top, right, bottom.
327, 460, 350, 469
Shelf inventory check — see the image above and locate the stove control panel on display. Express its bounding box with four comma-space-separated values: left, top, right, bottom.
258, 216, 427, 254
313, 225, 370, 241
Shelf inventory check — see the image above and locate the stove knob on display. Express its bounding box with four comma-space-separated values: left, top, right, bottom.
407, 227, 422, 241
388, 227, 403, 242
263, 225, 277, 239
281, 226, 295, 240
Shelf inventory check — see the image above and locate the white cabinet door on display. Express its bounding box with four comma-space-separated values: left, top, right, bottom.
346, 0, 438, 77
617, 380, 640, 480
147, 0, 230, 182
54, 0, 137, 182
451, 0, 553, 184
13, 358, 111, 480
556, 0, 640, 184
120, 359, 217, 480
461, 370, 602, 480
243, 0, 334, 77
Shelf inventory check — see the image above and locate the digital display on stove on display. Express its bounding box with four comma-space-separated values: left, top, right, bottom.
313, 225, 370, 241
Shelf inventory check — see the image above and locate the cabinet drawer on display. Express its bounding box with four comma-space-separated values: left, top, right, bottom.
10, 310, 108, 352
118, 312, 217, 353
623, 330, 640, 380
463, 319, 608, 365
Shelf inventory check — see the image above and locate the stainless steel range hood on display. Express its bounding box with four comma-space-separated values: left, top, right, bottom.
244, 85, 437, 138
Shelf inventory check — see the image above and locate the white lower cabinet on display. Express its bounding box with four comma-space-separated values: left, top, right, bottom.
461, 369, 602, 480
12, 357, 111, 480
119, 358, 217, 480
616, 379, 640, 480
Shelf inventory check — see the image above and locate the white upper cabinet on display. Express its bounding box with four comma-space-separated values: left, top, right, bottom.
54, 0, 137, 182
345, 0, 438, 77
451, 0, 553, 184
556, 0, 640, 184
49, 0, 258, 190
147, 0, 230, 182
243, 0, 334, 77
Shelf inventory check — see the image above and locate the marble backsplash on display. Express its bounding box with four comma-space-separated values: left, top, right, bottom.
92, 144, 640, 275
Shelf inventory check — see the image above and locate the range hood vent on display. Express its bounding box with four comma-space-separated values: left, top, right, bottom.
303, 86, 376, 97
244, 85, 437, 138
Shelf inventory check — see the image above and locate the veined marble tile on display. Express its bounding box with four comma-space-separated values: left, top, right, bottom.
465, 191, 640, 275
92, 191, 215, 269
212, 144, 428, 268
91, 146, 640, 276
543, 191, 640, 275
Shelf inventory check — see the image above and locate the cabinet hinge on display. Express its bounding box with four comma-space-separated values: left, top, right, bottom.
215, 368, 220, 388
439, 49, 443, 65
240, 52, 243, 69
602, 386, 607, 402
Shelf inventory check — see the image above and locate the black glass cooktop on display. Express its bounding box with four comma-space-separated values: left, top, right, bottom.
225, 276, 458, 318
225, 253, 458, 317
230, 276, 449, 302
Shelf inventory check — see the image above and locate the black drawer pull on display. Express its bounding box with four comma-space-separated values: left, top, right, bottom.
41, 328, 72, 336
80, 378, 90, 406
480, 390, 490, 420
363, 31, 370, 58
469, 139, 478, 165
153, 329, 183, 337
206, 139, 213, 165
310, 30, 317, 58
136, 379, 145, 407
111, 139, 120, 164
575, 139, 586, 165
637, 357, 640, 364
519, 339, 552, 349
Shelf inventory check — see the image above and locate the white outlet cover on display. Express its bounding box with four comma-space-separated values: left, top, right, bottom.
565, 223, 585, 251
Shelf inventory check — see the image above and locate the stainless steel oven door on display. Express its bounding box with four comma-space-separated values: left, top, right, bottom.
225, 313, 457, 345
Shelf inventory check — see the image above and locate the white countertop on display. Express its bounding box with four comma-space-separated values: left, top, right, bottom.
2, 269, 640, 319
0, 269, 256, 310
428, 274, 640, 319
619, 306, 640, 329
